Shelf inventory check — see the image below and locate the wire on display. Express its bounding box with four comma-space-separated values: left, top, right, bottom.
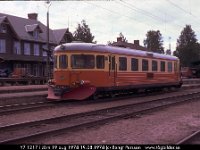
165, 0, 200, 28
84, 1, 154, 28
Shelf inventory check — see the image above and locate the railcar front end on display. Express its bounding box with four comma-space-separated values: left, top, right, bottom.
47, 52, 98, 100
47, 79, 96, 100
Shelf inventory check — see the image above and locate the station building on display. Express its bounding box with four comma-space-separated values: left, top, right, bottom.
110, 37, 148, 51
0, 12, 73, 77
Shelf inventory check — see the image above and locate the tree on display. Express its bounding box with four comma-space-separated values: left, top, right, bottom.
65, 28, 73, 43
73, 20, 95, 43
119, 32, 128, 42
143, 30, 164, 53
166, 49, 171, 55
174, 25, 200, 67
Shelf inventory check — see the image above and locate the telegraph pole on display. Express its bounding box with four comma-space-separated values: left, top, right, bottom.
169, 36, 171, 51
46, 0, 51, 80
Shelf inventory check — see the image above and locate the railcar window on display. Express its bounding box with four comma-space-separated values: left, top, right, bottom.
142, 59, 149, 71
168, 62, 173, 72
119, 57, 127, 71
96, 55, 105, 69
54, 55, 58, 69
59, 55, 68, 69
152, 60, 158, 71
174, 62, 178, 72
161, 61, 165, 72
71, 55, 95, 69
131, 58, 138, 71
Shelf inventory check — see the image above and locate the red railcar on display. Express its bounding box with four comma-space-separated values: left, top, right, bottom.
47, 43, 182, 101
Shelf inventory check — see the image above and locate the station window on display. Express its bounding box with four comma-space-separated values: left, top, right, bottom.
161, 61, 165, 72
0, 24, 7, 33
119, 57, 127, 71
152, 60, 158, 71
71, 54, 95, 69
24, 42, 30, 55
14, 41, 21, 55
168, 62, 173, 72
59, 55, 67, 69
54, 55, 58, 69
142, 59, 149, 71
96, 55, 105, 69
131, 58, 138, 71
0, 39, 6, 53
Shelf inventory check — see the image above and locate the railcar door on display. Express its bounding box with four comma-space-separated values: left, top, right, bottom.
109, 55, 117, 86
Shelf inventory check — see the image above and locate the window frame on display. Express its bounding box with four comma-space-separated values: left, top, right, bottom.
33, 30, 39, 40
160, 61, 166, 72
131, 58, 139, 71
33, 44, 40, 56
168, 61, 173, 72
142, 59, 149, 71
0, 24, 7, 33
71, 54, 95, 69
0, 39, 6, 53
59, 55, 68, 69
54, 55, 58, 69
13, 41, 21, 55
96, 55, 105, 69
152, 60, 158, 72
24, 42, 30, 55
119, 57, 127, 71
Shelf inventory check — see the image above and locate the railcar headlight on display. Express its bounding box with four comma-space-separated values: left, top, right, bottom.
80, 80, 85, 85
48, 79, 52, 84
48, 79, 55, 85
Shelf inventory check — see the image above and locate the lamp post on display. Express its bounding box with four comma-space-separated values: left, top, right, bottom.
46, 0, 51, 81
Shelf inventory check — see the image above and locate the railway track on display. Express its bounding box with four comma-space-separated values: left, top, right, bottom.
0, 79, 199, 114
1, 90, 200, 144
0, 86, 191, 116
0, 101, 55, 116
0, 89, 169, 116
177, 130, 200, 144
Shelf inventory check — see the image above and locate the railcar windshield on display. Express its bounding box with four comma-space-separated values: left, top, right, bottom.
59, 55, 68, 69
71, 54, 95, 69
54, 55, 58, 69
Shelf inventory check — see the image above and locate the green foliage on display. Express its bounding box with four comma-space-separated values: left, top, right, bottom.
119, 32, 128, 42
174, 25, 200, 67
143, 30, 164, 54
73, 20, 95, 43
65, 29, 73, 43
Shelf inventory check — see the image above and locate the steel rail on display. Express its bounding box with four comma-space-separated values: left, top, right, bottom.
0, 84, 195, 116
176, 130, 200, 144
1, 91, 200, 144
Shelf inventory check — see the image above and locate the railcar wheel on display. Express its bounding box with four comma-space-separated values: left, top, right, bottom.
170, 86, 178, 92
93, 94, 99, 100
163, 87, 170, 93
109, 92, 116, 98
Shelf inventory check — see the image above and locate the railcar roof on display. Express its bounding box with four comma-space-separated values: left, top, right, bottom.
54, 42, 178, 61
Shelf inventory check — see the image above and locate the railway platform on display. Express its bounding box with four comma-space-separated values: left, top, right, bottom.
0, 85, 48, 106
0, 84, 47, 93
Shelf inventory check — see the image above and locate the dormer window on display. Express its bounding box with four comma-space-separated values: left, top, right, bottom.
25, 24, 42, 40
0, 24, 7, 33
33, 30, 39, 39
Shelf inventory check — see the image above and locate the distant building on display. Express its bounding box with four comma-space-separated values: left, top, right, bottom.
0, 12, 73, 77
110, 37, 148, 51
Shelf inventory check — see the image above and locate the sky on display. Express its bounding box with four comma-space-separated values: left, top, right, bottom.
1, 0, 200, 52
